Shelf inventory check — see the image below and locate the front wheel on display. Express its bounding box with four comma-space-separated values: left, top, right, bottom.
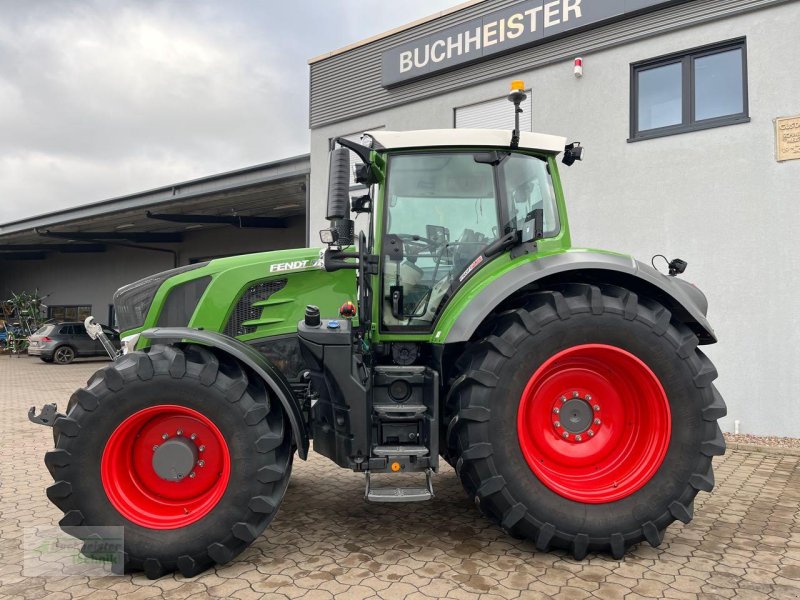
45, 344, 293, 578
446, 283, 726, 559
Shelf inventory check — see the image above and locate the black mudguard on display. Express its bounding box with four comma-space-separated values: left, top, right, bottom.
141, 327, 309, 459
446, 251, 717, 345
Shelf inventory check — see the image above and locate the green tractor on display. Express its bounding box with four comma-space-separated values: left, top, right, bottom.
34, 84, 725, 578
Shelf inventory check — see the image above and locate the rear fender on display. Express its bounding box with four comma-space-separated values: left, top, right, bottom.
445, 251, 716, 345
142, 327, 309, 459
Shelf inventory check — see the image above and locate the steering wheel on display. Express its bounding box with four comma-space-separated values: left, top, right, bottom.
395, 233, 439, 255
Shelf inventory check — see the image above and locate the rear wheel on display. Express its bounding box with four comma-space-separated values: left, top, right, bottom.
46, 344, 293, 578
446, 284, 726, 559
53, 345, 75, 364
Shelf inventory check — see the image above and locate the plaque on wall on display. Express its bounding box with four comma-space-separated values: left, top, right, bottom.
776, 115, 800, 162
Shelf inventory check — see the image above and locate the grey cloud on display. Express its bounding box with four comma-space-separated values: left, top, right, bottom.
0, 0, 456, 222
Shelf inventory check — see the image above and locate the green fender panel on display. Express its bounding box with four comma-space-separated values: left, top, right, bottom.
444, 251, 716, 344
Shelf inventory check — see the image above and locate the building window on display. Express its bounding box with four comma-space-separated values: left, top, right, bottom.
48, 305, 92, 322
630, 38, 748, 141
455, 91, 532, 131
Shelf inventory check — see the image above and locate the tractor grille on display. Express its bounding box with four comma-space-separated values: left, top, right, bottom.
223, 279, 287, 338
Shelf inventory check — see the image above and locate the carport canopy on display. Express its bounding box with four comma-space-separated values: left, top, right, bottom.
0, 154, 310, 260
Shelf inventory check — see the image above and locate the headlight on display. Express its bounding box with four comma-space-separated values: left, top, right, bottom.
113, 262, 208, 332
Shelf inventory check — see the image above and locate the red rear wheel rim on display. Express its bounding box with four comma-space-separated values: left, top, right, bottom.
101, 405, 230, 529
517, 344, 671, 503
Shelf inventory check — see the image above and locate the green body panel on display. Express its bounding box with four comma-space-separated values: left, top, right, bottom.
127, 247, 356, 344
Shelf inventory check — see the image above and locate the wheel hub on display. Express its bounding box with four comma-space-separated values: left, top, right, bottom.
551, 391, 602, 442
152, 436, 198, 481
559, 398, 593, 434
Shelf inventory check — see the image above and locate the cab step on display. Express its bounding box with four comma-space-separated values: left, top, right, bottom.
373, 445, 428, 457
374, 404, 427, 418
365, 469, 434, 503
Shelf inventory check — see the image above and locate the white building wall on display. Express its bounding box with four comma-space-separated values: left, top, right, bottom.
309, 3, 800, 436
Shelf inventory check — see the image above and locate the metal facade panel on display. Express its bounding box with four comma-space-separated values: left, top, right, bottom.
455, 92, 533, 130
309, 0, 790, 128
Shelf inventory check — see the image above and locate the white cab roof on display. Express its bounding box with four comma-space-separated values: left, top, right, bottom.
366, 129, 567, 154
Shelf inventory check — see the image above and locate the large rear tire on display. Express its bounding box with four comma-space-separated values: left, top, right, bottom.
45, 344, 293, 578
446, 283, 726, 559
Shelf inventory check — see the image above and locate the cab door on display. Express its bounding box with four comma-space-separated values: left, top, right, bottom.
379, 151, 502, 331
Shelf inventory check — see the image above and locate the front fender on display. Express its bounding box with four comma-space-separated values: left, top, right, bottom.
142, 327, 309, 459
445, 251, 716, 344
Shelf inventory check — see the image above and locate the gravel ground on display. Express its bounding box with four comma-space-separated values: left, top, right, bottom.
724, 433, 800, 450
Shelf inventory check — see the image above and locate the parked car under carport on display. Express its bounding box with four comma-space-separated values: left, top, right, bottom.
28, 322, 120, 364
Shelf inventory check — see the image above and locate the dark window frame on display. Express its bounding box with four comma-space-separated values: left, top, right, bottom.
48, 305, 92, 322
629, 37, 749, 142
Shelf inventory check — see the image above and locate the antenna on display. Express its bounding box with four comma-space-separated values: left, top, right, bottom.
507, 80, 528, 150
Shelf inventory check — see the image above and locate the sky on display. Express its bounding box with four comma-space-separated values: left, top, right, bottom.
0, 0, 460, 223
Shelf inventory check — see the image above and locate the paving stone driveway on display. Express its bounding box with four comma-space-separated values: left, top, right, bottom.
1, 355, 799, 600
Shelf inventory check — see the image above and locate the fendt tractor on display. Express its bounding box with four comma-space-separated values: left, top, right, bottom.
31, 82, 726, 578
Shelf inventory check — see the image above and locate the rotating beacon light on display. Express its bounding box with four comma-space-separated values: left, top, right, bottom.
507, 80, 528, 149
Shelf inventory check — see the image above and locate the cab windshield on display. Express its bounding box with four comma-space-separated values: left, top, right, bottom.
382, 151, 557, 328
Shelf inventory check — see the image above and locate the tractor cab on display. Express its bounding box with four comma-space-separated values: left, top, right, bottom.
302, 83, 585, 498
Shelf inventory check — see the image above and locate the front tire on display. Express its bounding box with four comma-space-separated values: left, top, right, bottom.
446, 284, 726, 559
45, 344, 293, 578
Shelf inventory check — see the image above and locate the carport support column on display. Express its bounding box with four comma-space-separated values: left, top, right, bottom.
305, 173, 311, 247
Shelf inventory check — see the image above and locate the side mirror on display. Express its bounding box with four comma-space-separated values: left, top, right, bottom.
326, 147, 351, 220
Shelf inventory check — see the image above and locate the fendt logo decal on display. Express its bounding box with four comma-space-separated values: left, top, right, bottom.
269, 259, 322, 273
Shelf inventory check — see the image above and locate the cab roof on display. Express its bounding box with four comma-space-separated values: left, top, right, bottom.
366, 129, 567, 154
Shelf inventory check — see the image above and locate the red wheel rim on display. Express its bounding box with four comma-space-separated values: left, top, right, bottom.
101, 405, 230, 529
517, 344, 671, 503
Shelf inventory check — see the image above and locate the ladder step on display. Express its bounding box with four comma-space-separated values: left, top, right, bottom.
365, 468, 434, 503
373, 445, 428, 457
374, 404, 427, 418
367, 487, 432, 503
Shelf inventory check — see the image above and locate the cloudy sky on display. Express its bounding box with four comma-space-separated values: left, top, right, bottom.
0, 0, 458, 223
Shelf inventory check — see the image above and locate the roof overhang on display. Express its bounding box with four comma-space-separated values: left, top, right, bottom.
366, 129, 566, 154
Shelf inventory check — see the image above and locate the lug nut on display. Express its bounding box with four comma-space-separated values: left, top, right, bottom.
190, 433, 197, 440
189, 472, 196, 478
561, 396, 567, 403
162, 433, 169, 440
594, 405, 601, 412
176, 429, 183, 436
553, 408, 560, 414
585, 394, 592, 401
587, 430, 595, 437
198, 445, 205, 452
575, 435, 582, 442
554, 421, 561, 428
562, 432, 570, 439
572, 391, 579, 398
197, 460, 205, 467
152, 445, 159, 451
594, 418, 602, 426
